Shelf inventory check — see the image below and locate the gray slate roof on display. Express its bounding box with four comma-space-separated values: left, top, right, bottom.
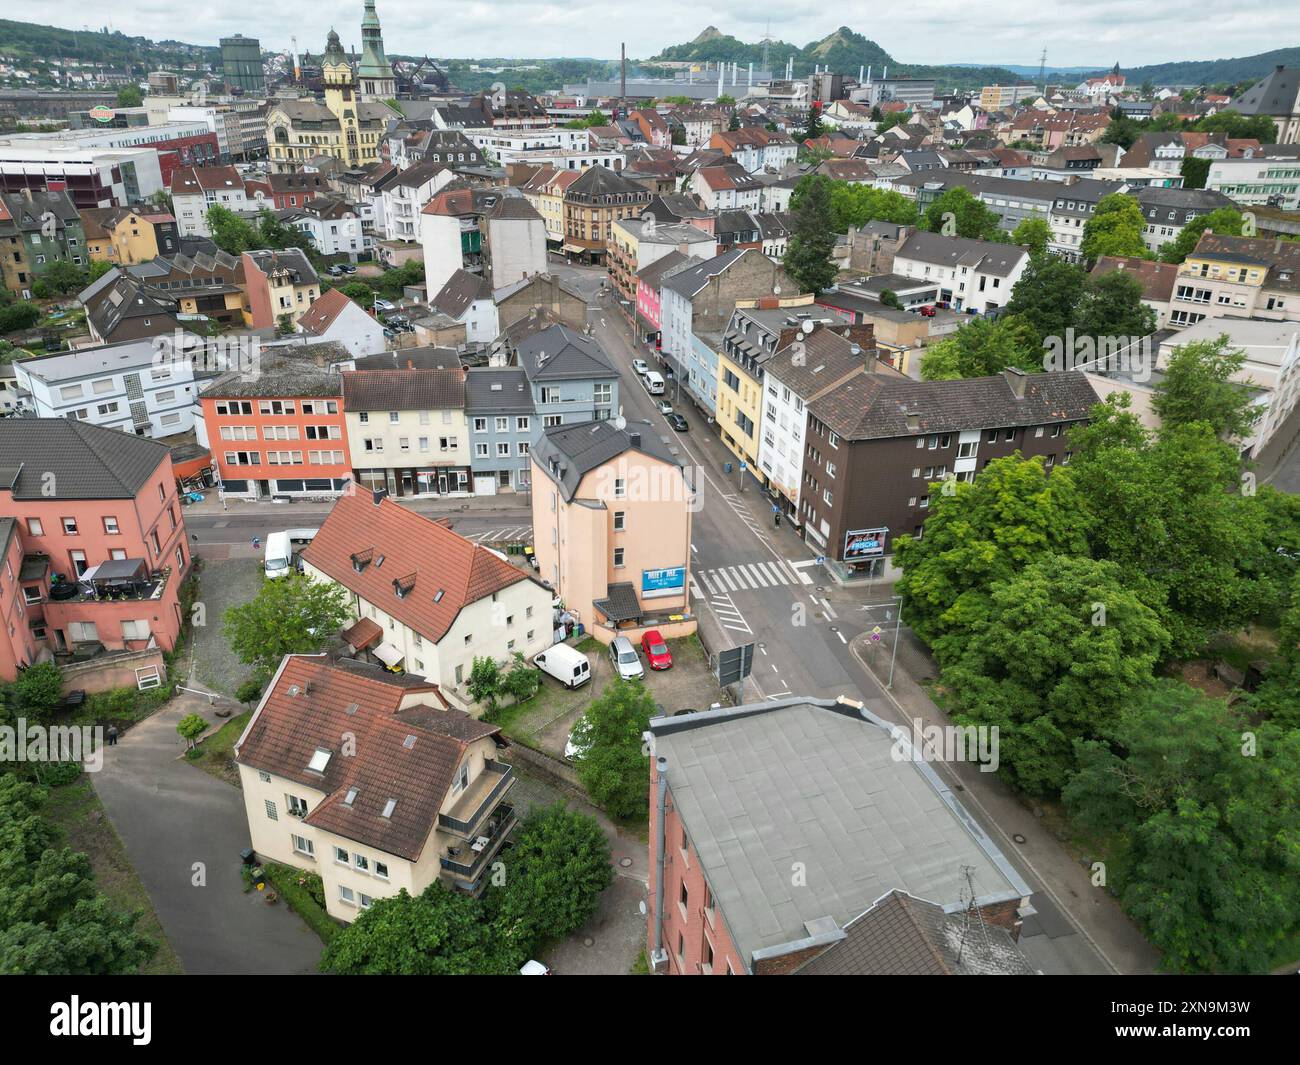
464, 366, 534, 412
648, 698, 1030, 970
0, 419, 170, 500
515, 324, 618, 383
661, 248, 749, 300
895, 230, 1027, 277
532, 419, 680, 501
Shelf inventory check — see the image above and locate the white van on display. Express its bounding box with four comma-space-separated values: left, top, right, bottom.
263, 531, 293, 579
285, 527, 319, 547
644, 371, 665, 395
534, 643, 591, 689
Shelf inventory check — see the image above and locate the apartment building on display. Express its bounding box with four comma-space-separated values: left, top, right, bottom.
299, 491, 552, 696
707, 127, 798, 174
380, 159, 455, 242
797, 369, 1097, 577
890, 230, 1028, 314
465, 366, 535, 494
1168, 232, 1300, 328
235, 655, 520, 913
170, 165, 268, 238
512, 323, 620, 428
608, 217, 717, 303
0, 189, 87, 298
644, 697, 1034, 975
531, 419, 693, 643
560, 164, 653, 265
198, 361, 351, 501
14, 338, 198, 438
242, 248, 320, 330
1206, 155, 1300, 210
0, 419, 190, 679
341, 367, 470, 496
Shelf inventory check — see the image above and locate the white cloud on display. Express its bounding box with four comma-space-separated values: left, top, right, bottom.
0, 2, 1290, 68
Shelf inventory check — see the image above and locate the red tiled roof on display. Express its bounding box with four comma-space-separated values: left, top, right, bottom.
297, 288, 358, 336
235, 655, 499, 860
300, 492, 535, 643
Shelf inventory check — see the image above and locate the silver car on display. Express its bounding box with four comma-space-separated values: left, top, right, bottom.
608, 636, 644, 680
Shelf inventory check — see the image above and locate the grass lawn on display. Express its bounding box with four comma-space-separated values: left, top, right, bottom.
44, 774, 184, 975
185, 710, 252, 788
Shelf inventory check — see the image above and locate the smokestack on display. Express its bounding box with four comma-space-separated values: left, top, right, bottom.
718, 62, 724, 99
860, 66, 864, 82
748, 62, 753, 89
731, 62, 737, 87
621, 43, 626, 108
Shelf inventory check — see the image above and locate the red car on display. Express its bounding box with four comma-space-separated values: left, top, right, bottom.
641, 630, 673, 670
917, 304, 936, 317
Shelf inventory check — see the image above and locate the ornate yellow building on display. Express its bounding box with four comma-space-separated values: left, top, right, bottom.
266, 30, 394, 173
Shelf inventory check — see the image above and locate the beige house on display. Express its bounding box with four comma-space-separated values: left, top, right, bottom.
341, 368, 471, 497
299, 490, 553, 709
235, 654, 519, 917
531, 419, 695, 644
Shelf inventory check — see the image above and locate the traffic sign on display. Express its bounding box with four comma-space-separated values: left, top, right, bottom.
715, 643, 755, 687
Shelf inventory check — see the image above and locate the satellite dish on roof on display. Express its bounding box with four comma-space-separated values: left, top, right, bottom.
612, 415, 627, 431
802, 319, 814, 334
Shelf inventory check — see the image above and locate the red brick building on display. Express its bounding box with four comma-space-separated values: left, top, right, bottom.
645, 697, 1035, 975
0, 419, 191, 680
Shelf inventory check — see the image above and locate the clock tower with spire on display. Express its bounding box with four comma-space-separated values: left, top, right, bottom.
357, 0, 397, 101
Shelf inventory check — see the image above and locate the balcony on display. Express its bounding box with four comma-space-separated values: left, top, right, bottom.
439, 802, 517, 894
438, 759, 515, 839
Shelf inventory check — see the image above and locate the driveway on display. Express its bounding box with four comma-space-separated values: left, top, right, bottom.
91, 693, 323, 975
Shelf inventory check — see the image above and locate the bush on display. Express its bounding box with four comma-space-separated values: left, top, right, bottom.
264, 862, 338, 943
0, 303, 40, 334
501, 653, 540, 704
13, 662, 63, 722
235, 677, 266, 708
466, 656, 502, 711
572, 680, 656, 821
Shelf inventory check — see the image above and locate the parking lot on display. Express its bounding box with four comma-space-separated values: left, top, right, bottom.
500, 633, 724, 760
188, 556, 266, 696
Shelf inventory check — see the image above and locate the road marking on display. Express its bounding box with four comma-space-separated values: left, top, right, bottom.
755, 561, 782, 585
835, 630, 847, 644
742, 563, 769, 587
718, 568, 740, 592
821, 599, 838, 619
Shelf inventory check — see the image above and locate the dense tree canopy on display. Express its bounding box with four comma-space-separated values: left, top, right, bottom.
223, 575, 352, 676
1080, 194, 1150, 264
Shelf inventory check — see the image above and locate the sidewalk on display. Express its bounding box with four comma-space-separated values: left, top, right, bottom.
183, 489, 532, 518
849, 627, 1161, 975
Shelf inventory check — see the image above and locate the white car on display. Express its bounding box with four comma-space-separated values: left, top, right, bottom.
609, 635, 644, 680
632, 358, 649, 375
564, 714, 591, 760
374, 298, 396, 312
519, 960, 552, 975
657, 399, 673, 415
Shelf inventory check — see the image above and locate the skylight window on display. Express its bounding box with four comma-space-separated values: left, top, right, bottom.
307, 748, 332, 773
343, 787, 358, 806
381, 799, 397, 819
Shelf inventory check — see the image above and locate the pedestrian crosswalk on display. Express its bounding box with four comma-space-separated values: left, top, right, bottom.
692, 559, 811, 596
468, 526, 533, 543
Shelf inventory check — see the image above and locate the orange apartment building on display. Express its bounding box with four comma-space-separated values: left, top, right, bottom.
199, 359, 352, 501
0, 420, 191, 681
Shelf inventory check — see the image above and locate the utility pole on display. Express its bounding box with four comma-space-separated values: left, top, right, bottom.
1037, 48, 1047, 95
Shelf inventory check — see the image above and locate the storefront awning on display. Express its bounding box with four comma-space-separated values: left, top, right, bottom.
593, 582, 642, 623
373, 642, 405, 667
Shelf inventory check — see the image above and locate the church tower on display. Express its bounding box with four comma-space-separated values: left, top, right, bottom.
357, 1, 397, 101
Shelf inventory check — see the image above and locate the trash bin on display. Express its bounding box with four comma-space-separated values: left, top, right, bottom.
240, 848, 256, 866
575, 623, 585, 638
724, 462, 733, 474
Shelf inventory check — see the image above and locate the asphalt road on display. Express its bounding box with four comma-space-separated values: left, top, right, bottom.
186, 507, 533, 546
585, 290, 1134, 976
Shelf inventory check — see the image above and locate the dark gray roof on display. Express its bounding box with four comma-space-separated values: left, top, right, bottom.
796, 890, 1036, 976
593, 581, 641, 622
635, 249, 693, 287
515, 324, 618, 383
895, 230, 1027, 278
763, 329, 874, 398
661, 248, 749, 300
647, 698, 1030, 970
351, 347, 461, 371
809, 368, 1099, 441
464, 366, 534, 412
0, 419, 170, 500
203, 359, 341, 399
1232, 67, 1300, 117
532, 419, 680, 501
430, 268, 492, 320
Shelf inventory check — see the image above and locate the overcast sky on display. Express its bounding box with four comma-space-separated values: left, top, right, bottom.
4, 3, 1293, 68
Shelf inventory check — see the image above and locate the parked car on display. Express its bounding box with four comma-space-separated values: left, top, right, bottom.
608, 635, 644, 680
917, 304, 936, 317
342, 263, 357, 274
328, 264, 345, 277
534, 643, 591, 689
641, 629, 673, 670
668, 413, 689, 432
656, 399, 673, 415
632, 358, 649, 375
519, 960, 552, 975
374, 298, 396, 312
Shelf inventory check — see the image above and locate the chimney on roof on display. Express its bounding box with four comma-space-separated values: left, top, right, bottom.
371, 488, 387, 506
629, 431, 641, 448
904, 408, 920, 432
1004, 366, 1028, 398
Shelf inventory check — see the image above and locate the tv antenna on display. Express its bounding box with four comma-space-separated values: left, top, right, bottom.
954, 865, 994, 969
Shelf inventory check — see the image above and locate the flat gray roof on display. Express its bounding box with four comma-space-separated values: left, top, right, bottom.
648, 698, 1030, 968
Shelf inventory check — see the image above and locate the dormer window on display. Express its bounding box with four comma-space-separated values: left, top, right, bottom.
351, 549, 373, 572
394, 574, 415, 599
307, 748, 332, 773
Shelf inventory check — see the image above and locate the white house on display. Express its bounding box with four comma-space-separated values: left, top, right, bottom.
483, 196, 548, 288
380, 159, 455, 242
891, 230, 1028, 314
169, 164, 267, 238
295, 289, 387, 360
430, 269, 499, 345
14, 336, 199, 437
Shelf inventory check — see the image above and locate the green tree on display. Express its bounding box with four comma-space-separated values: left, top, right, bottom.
879, 289, 902, 310
466, 656, 502, 711
222, 575, 351, 676
1073, 269, 1157, 340
1080, 193, 1149, 264
500, 653, 540, 705
1005, 257, 1088, 343
115, 85, 142, 108
935, 553, 1168, 793
234, 677, 266, 709
0, 304, 40, 335
1159, 207, 1244, 264
1010, 216, 1052, 259
572, 679, 655, 820
1065, 682, 1300, 973
801, 101, 823, 142
206, 203, 257, 256
1152, 335, 1260, 441
176, 713, 207, 750
320, 884, 518, 975
895, 455, 1090, 646
783, 174, 836, 294
489, 802, 612, 949
1246, 570, 1300, 727
919, 314, 1043, 380
923, 186, 1001, 241
12, 662, 64, 723
1179, 155, 1210, 190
